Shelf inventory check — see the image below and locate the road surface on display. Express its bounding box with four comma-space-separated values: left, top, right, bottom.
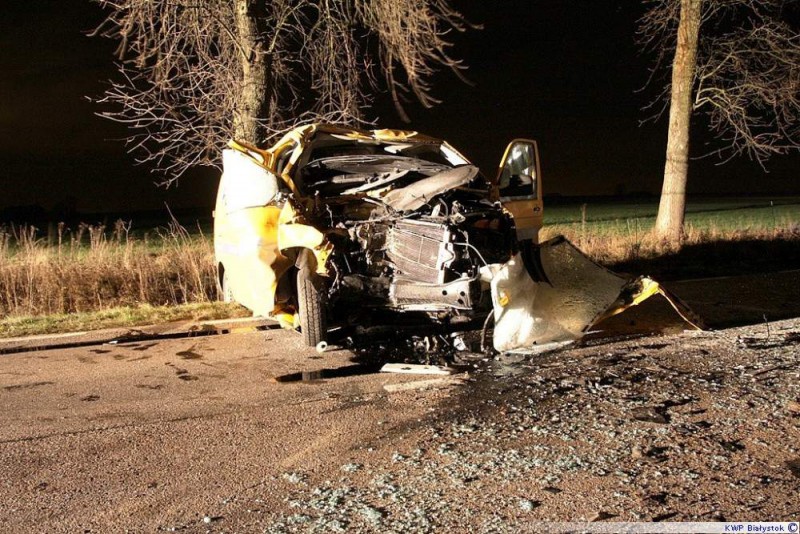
2, 273, 800, 531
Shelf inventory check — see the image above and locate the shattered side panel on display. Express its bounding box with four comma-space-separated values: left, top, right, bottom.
276, 201, 331, 276
491, 237, 701, 352
491, 238, 628, 351
222, 206, 293, 318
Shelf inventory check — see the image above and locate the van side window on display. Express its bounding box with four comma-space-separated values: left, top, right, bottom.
498, 141, 538, 199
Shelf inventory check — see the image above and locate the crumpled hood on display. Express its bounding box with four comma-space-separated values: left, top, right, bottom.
381, 165, 478, 212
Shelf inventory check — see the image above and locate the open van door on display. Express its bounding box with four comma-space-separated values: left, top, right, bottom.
496, 139, 543, 243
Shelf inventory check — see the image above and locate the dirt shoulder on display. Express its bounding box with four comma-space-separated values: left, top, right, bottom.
0, 302, 251, 339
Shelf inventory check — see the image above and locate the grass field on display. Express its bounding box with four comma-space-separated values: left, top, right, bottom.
543, 197, 799, 234
540, 197, 799, 267
0, 196, 798, 336
0, 220, 217, 318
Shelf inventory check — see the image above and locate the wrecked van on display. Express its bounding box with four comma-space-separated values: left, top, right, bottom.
215, 124, 542, 346
214, 124, 699, 351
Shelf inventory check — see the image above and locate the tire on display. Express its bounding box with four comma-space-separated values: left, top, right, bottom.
221, 268, 234, 303
297, 267, 327, 347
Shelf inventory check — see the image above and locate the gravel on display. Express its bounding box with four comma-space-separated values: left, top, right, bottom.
254, 319, 800, 531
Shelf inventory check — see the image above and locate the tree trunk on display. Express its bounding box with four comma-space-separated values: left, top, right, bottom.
233, 0, 272, 145
654, 0, 702, 243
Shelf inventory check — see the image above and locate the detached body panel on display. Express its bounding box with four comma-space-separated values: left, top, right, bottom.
492, 238, 702, 351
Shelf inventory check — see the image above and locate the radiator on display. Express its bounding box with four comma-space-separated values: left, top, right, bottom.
386, 220, 455, 284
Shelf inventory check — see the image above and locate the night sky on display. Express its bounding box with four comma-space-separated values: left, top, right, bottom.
1, 1, 798, 215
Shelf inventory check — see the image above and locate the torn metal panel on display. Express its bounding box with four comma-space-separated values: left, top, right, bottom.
381, 165, 478, 212
491, 237, 702, 352
220, 149, 278, 211
380, 363, 455, 375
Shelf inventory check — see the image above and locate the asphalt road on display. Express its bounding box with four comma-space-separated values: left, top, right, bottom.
1, 328, 449, 532
2, 271, 799, 532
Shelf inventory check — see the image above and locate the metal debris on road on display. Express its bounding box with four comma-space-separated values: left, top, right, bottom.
380, 363, 455, 375
383, 375, 468, 393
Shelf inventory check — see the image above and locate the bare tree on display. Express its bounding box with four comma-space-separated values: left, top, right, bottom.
639, 0, 800, 243
90, 0, 471, 183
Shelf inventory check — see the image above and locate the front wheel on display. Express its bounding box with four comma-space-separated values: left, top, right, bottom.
297, 268, 327, 347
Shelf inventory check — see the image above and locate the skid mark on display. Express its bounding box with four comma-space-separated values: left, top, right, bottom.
177, 373, 199, 381
132, 343, 159, 352
3, 381, 55, 392
0, 411, 237, 445
165, 361, 200, 381
135, 384, 164, 390
177, 345, 202, 360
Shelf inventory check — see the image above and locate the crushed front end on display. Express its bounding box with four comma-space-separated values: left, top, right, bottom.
315, 190, 516, 326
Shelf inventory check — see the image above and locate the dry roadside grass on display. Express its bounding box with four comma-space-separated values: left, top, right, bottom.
1, 216, 798, 337
0, 220, 217, 318
542, 223, 800, 271
0, 302, 251, 338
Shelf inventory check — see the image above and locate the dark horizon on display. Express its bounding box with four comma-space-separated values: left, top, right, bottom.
1, 1, 798, 216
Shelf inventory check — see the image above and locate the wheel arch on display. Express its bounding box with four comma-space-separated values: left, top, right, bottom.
274, 246, 320, 307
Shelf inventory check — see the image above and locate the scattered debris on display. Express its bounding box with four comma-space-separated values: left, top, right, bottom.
504, 340, 575, 356
383, 375, 467, 393
786, 459, 800, 479
737, 330, 800, 349
720, 440, 745, 453
518, 499, 540, 512
8, 315, 797, 531
282, 473, 306, 484
630, 406, 670, 424
590, 511, 619, 522
380, 363, 455, 375
254, 318, 800, 530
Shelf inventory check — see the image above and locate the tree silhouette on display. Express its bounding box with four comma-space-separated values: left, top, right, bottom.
91, 0, 471, 182
640, 0, 800, 242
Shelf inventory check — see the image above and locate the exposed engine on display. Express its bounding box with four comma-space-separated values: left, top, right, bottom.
319, 192, 515, 318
